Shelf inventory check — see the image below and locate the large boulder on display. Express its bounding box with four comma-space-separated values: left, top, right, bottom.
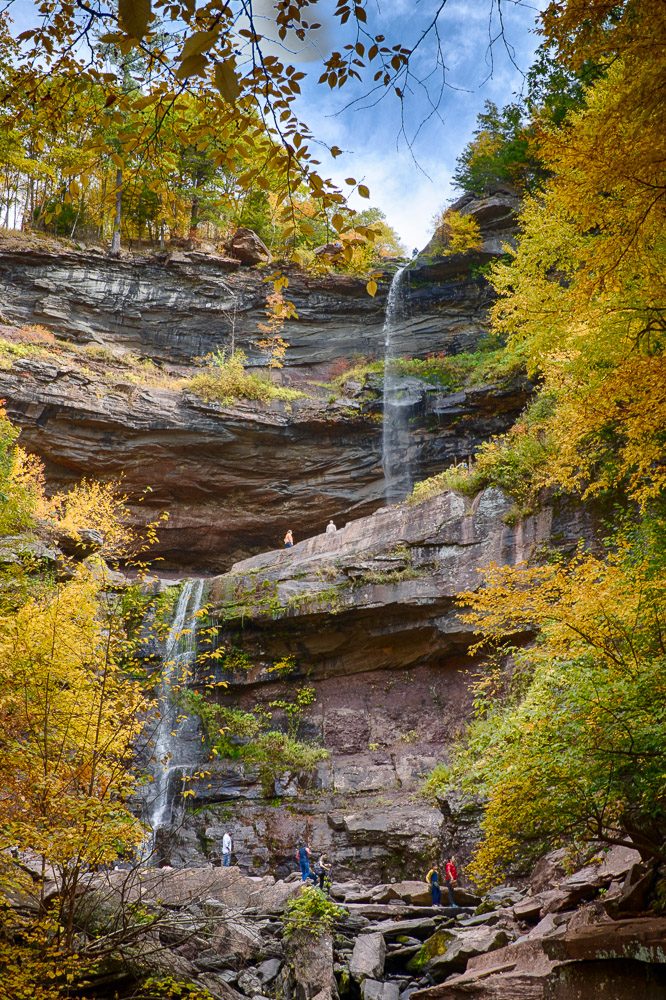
350, 931, 386, 981
369, 881, 432, 906
411, 926, 510, 980
285, 930, 338, 1000
361, 981, 399, 1000
227, 227, 272, 265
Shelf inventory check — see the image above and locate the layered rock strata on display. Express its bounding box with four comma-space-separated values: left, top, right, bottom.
161, 487, 591, 878
0, 188, 518, 375
0, 356, 529, 569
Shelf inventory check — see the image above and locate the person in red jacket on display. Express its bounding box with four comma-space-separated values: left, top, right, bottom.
444, 856, 458, 907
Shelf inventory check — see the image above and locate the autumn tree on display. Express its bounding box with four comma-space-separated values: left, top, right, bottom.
0, 411, 169, 994
449, 525, 666, 886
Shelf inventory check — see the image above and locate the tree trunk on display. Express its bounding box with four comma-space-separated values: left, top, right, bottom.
188, 191, 200, 243
110, 167, 122, 257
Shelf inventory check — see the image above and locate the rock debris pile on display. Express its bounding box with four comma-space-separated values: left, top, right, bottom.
17, 842, 660, 1000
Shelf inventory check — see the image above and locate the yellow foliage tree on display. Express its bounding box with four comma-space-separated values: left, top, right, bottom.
490, 1, 666, 506
431, 209, 483, 256
450, 529, 666, 887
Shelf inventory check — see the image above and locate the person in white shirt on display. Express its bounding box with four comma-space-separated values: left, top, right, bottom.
326, 520, 337, 534
222, 831, 233, 867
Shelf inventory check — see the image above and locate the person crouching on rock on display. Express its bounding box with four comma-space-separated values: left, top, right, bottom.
296, 840, 311, 881
284, 529, 294, 548
426, 863, 442, 906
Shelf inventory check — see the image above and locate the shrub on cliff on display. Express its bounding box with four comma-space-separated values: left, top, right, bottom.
187, 349, 304, 406
183, 688, 328, 795
429, 209, 483, 256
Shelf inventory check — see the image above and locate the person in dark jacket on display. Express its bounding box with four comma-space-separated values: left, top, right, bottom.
314, 853, 330, 891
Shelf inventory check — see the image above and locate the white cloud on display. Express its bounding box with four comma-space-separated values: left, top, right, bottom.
286, 0, 545, 248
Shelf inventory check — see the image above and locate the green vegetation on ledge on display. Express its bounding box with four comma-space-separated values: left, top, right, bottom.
187, 350, 306, 406
408, 393, 555, 518
183, 687, 328, 795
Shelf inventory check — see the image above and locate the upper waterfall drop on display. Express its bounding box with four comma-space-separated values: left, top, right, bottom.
147, 577, 206, 837
381, 265, 412, 502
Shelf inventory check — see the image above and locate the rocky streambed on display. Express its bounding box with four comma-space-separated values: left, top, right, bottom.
9, 844, 665, 999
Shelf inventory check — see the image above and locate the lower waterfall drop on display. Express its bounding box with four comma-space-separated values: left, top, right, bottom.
147, 577, 206, 840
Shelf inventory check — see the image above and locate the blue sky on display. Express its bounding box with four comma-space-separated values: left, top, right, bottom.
7, 0, 545, 248
272, 0, 546, 248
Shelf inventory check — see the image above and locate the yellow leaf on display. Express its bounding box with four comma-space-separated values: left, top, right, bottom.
118, 0, 152, 41
180, 29, 220, 60
358, 183, 370, 198
366, 278, 378, 297
175, 53, 209, 80
214, 59, 241, 105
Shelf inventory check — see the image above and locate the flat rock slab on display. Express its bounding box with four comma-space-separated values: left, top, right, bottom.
344, 904, 442, 920
546, 916, 666, 964
370, 918, 438, 940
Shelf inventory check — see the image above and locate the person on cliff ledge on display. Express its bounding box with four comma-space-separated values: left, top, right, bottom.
445, 855, 459, 907
425, 863, 442, 906
284, 529, 294, 548
326, 520, 337, 535
296, 840, 312, 881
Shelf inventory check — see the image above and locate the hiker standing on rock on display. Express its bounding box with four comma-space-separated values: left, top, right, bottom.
222, 830, 233, 867
284, 529, 294, 548
296, 840, 311, 881
326, 520, 337, 535
445, 856, 458, 906
314, 853, 330, 891
425, 863, 442, 906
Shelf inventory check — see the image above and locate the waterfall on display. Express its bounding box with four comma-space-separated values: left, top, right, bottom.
147, 578, 206, 836
381, 265, 411, 502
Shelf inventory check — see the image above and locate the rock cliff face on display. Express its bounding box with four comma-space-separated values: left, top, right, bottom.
157, 486, 591, 880
0, 190, 528, 568
0, 355, 528, 569
0, 187, 518, 374
0, 237, 388, 372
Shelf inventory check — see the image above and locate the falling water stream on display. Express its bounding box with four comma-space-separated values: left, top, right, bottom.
147, 578, 206, 837
381, 265, 412, 502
